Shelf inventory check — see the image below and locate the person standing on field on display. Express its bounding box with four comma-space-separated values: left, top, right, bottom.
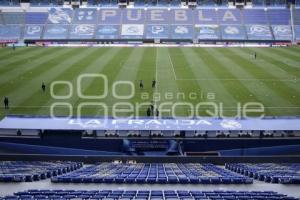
42, 82, 46, 93
3, 97, 9, 110
139, 80, 144, 89
152, 79, 156, 88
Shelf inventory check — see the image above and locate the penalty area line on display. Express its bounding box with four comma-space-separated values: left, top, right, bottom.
176, 78, 298, 82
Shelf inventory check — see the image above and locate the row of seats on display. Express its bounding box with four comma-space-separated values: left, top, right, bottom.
0, 161, 82, 182
0, 9, 293, 25
0, 8, 297, 41
51, 163, 253, 184
225, 163, 300, 184
28, 0, 287, 7
0, 0, 290, 7
30, 0, 60, 6
0, 0, 19, 6
2, 190, 298, 200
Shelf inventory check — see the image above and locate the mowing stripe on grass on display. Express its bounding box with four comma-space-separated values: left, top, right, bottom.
89, 48, 136, 116
199, 48, 258, 103
169, 48, 204, 106
134, 47, 156, 94
206, 47, 293, 116
230, 48, 300, 94
0, 47, 61, 74
130, 47, 160, 116
281, 46, 300, 54
214, 48, 299, 109
0, 47, 51, 63
0, 47, 42, 62
271, 47, 300, 61
220, 49, 299, 106
35, 48, 114, 116
186, 48, 238, 107
81, 48, 134, 116
0, 47, 48, 67
7, 48, 96, 115
0, 48, 70, 87
253, 48, 300, 71
70, 48, 122, 116
232, 48, 300, 79
100, 48, 146, 116
0, 48, 79, 99
161, 48, 190, 116
76, 49, 137, 116
38, 48, 116, 116
0, 47, 299, 118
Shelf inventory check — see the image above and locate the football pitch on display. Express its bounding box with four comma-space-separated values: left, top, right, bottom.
0, 46, 299, 118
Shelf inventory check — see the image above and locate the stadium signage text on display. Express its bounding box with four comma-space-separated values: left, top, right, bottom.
1, 117, 300, 131
98, 9, 239, 23
67, 118, 244, 130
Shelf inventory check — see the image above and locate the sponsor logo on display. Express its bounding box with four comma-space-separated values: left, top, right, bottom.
273, 25, 291, 34
122, 24, 144, 36
98, 26, 118, 34
26, 25, 41, 35
249, 25, 269, 34
151, 25, 164, 34
47, 26, 67, 34
72, 25, 94, 35
224, 26, 239, 34
77, 10, 95, 21
174, 26, 189, 34
199, 27, 215, 34
48, 8, 71, 24
126, 26, 140, 34
220, 120, 242, 129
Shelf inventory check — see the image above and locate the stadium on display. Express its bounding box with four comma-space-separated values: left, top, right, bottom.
0, 0, 300, 199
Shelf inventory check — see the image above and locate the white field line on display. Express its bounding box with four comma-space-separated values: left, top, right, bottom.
165, 53, 298, 83
176, 78, 298, 82
167, 50, 177, 80
152, 48, 159, 109
155, 48, 158, 92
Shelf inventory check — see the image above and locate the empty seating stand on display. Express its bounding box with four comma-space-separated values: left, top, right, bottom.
0, 161, 82, 182
225, 163, 300, 184
1, 190, 298, 200
51, 163, 253, 184
0, 8, 296, 41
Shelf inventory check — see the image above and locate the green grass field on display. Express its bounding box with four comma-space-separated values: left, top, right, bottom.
0, 46, 299, 118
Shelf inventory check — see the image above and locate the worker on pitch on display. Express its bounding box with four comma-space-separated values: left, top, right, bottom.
152, 79, 156, 88
42, 82, 46, 93
139, 80, 144, 89
3, 96, 9, 110
146, 107, 151, 117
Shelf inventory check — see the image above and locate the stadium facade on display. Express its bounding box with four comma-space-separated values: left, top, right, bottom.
0, 0, 299, 43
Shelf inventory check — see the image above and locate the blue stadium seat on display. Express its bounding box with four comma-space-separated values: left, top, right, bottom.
226, 163, 300, 184
52, 163, 252, 184
0, 161, 82, 183
1, 190, 298, 200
